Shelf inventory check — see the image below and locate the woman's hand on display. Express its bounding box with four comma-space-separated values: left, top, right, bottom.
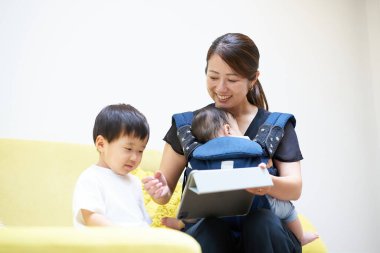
142, 171, 171, 203
246, 163, 272, 196
246, 161, 302, 200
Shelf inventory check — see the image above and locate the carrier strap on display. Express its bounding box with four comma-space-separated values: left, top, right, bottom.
172, 111, 201, 160
173, 111, 194, 128
254, 112, 296, 158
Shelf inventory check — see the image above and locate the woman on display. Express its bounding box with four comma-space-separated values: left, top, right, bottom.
143, 33, 303, 253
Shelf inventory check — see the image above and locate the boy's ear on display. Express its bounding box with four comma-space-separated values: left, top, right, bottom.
95, 135, 106, 152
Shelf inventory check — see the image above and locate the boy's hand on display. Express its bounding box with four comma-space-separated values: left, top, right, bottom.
142, 171, 170, 201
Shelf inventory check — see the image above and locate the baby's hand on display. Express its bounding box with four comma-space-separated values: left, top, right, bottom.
142, 171, 170, 200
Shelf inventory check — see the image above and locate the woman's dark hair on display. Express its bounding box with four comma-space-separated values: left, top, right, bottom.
93, 103, 149, 143
191, 106, 232, 143
205, 33, 269, 110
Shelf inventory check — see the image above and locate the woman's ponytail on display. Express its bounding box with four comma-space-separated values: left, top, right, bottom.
247, 79, 268, 110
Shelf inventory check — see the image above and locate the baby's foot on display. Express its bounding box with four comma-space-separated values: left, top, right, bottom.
301, 232, 319, 246
161, 217, 185, 230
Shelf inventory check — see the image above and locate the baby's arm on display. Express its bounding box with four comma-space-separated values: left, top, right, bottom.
81, 209, 114, 226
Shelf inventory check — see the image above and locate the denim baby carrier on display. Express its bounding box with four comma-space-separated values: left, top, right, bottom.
173, 110, 296, 224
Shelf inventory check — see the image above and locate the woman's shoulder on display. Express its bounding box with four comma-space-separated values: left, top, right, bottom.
245, 108, 296, 138
166, 103, 215, 155
171, 103, 215, 127
257, 109, 296, 127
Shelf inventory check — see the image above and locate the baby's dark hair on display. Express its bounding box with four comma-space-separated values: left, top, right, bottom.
93, 103, 149, 143
191, 106, 232, 143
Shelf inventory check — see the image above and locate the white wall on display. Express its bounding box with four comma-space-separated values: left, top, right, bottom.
366, 0, 380, 251
0, 0, 379, 252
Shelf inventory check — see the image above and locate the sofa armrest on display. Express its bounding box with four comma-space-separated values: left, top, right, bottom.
0, 227, 201, 253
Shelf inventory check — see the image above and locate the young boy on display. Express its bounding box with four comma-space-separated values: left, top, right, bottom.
163, 106, 318, 246
73, 103, 151, 228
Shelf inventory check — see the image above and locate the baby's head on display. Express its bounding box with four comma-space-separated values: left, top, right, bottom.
191, 106, 241, 143
93, 103, 149, 175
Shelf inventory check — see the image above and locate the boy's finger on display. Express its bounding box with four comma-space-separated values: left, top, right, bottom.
143, 179, 159, 190
141, 176, 155, 183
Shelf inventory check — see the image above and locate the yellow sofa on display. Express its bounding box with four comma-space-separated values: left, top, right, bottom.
0, 138, 327, 252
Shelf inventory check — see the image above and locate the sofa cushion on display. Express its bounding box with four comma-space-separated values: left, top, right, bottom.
0, 138, 327, 252
0, 227, 201, 253
0, 139, 97, 226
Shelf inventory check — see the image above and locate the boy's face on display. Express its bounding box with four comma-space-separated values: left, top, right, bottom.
96, 134, 148, 175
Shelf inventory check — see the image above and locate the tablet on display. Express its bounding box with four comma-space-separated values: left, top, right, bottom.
176, 167, 273, 220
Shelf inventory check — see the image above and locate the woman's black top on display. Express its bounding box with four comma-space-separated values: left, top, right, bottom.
164, 104, 303, 163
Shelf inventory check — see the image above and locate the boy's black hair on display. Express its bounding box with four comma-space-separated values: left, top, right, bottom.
93, 103, 149, 143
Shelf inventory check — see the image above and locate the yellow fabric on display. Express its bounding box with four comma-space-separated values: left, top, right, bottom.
131, 167, 182, 228
0, 138, 326, 252
0, 139, 170, 227
0, 139, 97, 226
0, 227, 200, 253
299, 214, 328, 253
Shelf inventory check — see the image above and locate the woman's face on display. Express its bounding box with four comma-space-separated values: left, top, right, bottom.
206, 54, 251, 110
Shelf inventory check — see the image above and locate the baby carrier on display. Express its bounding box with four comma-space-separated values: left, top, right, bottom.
173, 109, 296, 212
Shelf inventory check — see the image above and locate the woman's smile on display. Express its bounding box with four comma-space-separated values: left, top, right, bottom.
217, 94, 232, 102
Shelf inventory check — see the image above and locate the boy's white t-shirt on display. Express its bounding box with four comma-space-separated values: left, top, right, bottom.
72, 165, 151, 228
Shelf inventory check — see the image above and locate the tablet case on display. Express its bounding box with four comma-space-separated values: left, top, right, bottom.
176, 167, 273, 219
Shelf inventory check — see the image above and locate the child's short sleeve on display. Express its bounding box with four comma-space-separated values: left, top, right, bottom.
72, 169, 105, 227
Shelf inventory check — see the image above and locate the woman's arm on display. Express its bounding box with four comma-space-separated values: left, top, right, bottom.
160, 143, 187, 193
269, 160, 302, 201
246, 161, 302, 201
143, 143, 187, 205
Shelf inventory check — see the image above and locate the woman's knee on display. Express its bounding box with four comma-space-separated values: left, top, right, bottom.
186, 217, 232, 238
185, 218, 235, 253
243, 209, 283, 236
242, 209, 301, 253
